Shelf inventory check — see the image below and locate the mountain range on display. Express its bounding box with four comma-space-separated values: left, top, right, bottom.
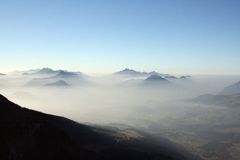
23, 68, 81, 77
114, 68, 190, 80
24, 68, 86, 87
21, 68, 191, 88
0, 94, 196, 160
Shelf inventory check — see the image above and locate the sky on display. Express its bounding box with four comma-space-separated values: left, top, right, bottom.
0, 0, 240, 75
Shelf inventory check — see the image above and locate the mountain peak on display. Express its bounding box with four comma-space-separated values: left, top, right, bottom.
145, 75, 167, 81
40, 67, 53, 71
120, 68, 138, 73
123, 68, 132, 71
143, 75, 171, 86
37, 68, 57, 74
148, 71, 160, 75
23, 67, 57, 75
115, 68, 147, 76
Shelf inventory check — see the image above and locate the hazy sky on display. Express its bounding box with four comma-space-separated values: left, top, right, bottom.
0, 0, 240, 74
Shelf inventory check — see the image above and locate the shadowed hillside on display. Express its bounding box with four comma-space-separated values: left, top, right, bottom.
0, 94, 197, 160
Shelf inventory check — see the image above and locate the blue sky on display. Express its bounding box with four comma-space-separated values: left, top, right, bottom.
0, 0, 240, 74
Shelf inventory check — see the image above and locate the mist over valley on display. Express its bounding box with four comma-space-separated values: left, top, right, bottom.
1, 68, 240, 159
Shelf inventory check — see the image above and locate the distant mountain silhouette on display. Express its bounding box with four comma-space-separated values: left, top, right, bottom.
114, 69, 189, 80
36, 68, 58, 74
114, 68, 174, 77
189, 93, 240, 108
140, 75, 174, 88
0, 73, 6, 76
45, 80, 70, 87
145, 75, 168, 81
220, 81, 240, 95
25, 69, 86, 87
143, 75, 171, 85
115, 68, 149, 76
0, 94, 196, 160
23, 68, 82, 78
52, 70, 81, 79
23, 68, 59, 75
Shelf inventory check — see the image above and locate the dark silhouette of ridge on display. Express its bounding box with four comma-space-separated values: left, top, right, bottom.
0, 94, 197, 160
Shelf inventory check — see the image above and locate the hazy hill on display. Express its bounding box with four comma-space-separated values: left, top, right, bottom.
45, 80, 70, 87
23, 68, 59, 75
114, 69, 190, 81
143, 75, 171, 86
114, 68, 149, 76
190, 93, 240, 108
0, 94, 196, 160
52, 70, 81, 79
114, 68, 172, 77
23, 68, 82, 78
25, 69, 86, 87
220, 81, 240, 95
145, 75, 169, 82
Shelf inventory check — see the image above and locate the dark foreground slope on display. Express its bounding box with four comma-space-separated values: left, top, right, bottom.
0, 94, 196, 160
